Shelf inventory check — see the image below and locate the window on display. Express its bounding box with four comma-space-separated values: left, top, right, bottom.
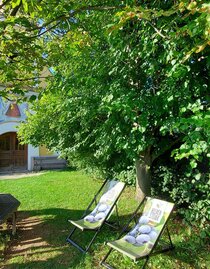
0, 135, 10, 151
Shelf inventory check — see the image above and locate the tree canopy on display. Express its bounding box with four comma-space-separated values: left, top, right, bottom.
1, 1, 209, 214
0, 0, 128, 98
1, 1, 209, 96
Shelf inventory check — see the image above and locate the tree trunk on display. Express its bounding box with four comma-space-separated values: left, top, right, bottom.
135, 148, 152, 201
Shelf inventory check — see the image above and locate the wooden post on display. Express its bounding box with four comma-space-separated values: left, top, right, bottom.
12, 212, 17, 235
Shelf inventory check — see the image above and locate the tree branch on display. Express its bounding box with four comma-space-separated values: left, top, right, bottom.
10, 0, 22, 16
10, 75, 53, 82
146, 21, 169, 39
151, 137, 182, 163
28, 4, 125, 32
29, 21, 61, 39
0, 0, 11, 10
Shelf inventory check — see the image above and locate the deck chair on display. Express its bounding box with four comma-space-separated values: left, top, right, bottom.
101, 197, 174, 269
66, 179, 126, 253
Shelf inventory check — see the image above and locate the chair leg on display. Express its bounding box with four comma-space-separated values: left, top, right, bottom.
12, 212, 17, 236
115, 204, 120, 228
66, 236, 86, 253
100, 248, 114, 269
142, 256, 149, 269
66, 226, 77, 241
67, 226, 101, 253
66, 226, 87, 253
85, 229, 101, 252
141, 227, 174, 268
151, 226, 175, 256
105, 205, 121, 230
166, 227, 174, 250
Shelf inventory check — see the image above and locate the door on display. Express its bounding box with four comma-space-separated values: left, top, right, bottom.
0, 132, 27, 171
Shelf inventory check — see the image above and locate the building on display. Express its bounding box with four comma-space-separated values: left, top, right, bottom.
0, 91, 65, 172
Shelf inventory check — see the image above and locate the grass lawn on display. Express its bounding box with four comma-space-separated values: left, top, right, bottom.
0, 170, 209, 269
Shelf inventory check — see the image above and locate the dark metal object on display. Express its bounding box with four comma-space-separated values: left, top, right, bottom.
0, 193, 20, 235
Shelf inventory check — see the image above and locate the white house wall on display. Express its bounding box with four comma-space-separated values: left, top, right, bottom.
0, 121, 18, 134
0, 94, 40, 171
28, 144, 39, 171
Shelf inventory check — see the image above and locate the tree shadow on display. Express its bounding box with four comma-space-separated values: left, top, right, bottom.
1, 207, 124, 269
151, 217, 209, 269
166, 243, 208, 269
1, 209, 208, 269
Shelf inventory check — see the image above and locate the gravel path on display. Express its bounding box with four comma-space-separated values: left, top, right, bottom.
0, 172, 45, 180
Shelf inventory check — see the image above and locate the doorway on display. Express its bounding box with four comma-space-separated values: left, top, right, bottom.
0, 132, 27, 171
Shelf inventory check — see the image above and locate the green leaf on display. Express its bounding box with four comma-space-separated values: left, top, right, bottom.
29, 95, 37, 102
22, 0, 29, 13
11, 0, 21, 9
190, 160, 197, 169
195, 173, 201, 180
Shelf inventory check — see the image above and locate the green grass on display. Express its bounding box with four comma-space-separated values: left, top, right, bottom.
0, 170, 209, 269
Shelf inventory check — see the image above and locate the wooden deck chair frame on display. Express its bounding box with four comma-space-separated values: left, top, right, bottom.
66, 179, 126, 253
101, 196, 175, 269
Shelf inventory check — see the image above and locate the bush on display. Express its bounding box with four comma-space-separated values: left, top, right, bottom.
116, 166, 136, 186
151, 157, 209, 237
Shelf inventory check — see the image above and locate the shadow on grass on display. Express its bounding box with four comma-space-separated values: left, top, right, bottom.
1, 210, 208, 269
1, 207, 122, 269
166, 232, 208, 268
149, 217, 209, 269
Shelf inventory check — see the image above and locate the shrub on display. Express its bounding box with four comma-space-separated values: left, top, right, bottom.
151, 157, 209, 237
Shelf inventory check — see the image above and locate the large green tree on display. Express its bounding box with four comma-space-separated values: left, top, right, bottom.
1, 1, 209, 200
18, 1, 209, 200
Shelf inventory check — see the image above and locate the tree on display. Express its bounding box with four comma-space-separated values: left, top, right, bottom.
0, 0, 128, 99
1, 1, 209, 200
